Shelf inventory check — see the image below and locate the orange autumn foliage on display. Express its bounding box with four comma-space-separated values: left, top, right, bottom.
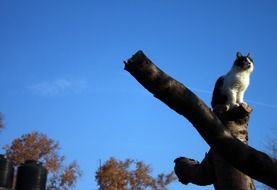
4, 132, 81, 190
96, 157, 176, 190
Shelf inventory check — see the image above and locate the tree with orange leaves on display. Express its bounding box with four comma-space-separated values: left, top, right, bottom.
95, 157, 176, 190
3, 131, 81, 190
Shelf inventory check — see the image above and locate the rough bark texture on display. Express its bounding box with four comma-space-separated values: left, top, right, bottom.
212, 105, 255, 190
174, 103, 256, 189
174, 149, 255, 190
174, 102, 255, 189
174, 153, 215, 186
124, 50, 277, 189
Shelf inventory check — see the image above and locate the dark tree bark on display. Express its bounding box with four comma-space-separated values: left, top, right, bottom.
174, 152, 215, 186
174, 149, 255, 190
174, 98, 256, 189
124, 50, 277, 189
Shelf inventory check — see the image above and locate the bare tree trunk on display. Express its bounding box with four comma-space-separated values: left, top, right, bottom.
175, 148, 255, 190
174, 103, 256, 189
212, 105, 255, 189
124, 50, 277, 189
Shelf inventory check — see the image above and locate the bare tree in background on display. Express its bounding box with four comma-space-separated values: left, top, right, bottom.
3, 131, 82, 190
267, 132, 277, 159
263, 132, 277, 190
0, 113, 4, 132
95, 157, 176, 190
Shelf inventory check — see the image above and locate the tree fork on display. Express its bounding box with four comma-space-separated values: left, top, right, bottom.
124, 50, 277, 189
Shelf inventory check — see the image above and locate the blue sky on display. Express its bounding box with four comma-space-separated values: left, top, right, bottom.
1, 1, 277, 189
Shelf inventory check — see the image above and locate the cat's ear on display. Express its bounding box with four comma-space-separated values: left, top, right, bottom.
247, 53, 251, 58
236, 52, 242, 58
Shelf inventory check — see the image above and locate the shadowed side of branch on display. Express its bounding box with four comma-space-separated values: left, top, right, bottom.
174, 153, 214, 186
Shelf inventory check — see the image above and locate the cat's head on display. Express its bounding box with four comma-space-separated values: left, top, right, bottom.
233, 52, 254, 72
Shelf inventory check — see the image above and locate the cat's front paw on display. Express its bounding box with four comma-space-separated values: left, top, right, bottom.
225, 103, 240, 111
239, 102, 248, 107
230, 103, 240, 108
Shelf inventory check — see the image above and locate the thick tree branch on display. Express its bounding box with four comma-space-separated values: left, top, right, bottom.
124, 50, 277, 188
174, 104, 255, 189
175, 149, 255, 190
174, 153, 214, 186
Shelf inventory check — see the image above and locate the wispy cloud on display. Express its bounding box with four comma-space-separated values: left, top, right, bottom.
190, 87, 212, 95
246, 99, 277, 109
28, 78, 88, 97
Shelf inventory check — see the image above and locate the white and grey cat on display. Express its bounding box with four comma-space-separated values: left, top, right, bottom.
211, 52, 254, 110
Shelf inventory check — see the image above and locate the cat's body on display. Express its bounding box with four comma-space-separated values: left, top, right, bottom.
211, 52, 254, 110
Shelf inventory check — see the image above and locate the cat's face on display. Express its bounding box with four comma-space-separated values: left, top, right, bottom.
234, 52, 254, 72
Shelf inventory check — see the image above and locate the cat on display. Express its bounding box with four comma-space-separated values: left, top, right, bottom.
211, 52, 254, 110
